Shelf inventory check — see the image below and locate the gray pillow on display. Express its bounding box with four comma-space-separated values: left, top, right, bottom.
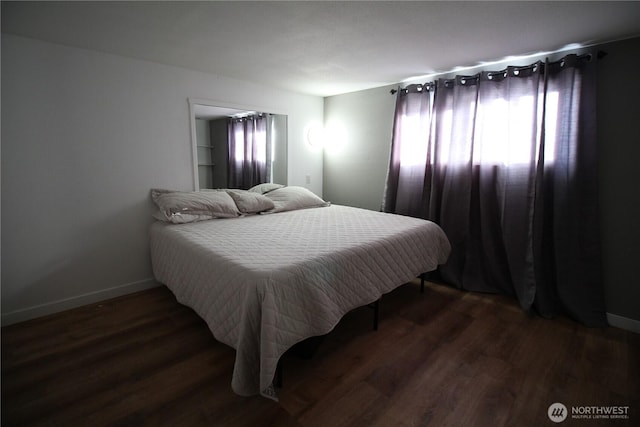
225, 189, 276, 214
151, 189, 240, 223
263, 186, 330, 213
247, 183, 285, 195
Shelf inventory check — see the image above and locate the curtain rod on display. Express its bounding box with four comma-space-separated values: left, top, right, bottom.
390, 50, 607, 95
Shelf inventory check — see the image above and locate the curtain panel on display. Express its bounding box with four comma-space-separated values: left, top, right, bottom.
383, 53, 606, 326
227, 115, 269, 190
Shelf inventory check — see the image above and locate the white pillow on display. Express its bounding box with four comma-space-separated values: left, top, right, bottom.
225, 189, 275, 214
263, 186, 330, 213
248, 183, 285, 195
151, 189, 240, 223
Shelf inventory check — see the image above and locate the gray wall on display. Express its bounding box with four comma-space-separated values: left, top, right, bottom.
1, 34, 324, 324
323, 37, 640, 324
323, 84, 397, 210
596, 37, 640, 323
272, 114, 288, 185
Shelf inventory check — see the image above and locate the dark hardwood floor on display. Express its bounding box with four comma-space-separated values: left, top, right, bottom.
2, 280, 638, 426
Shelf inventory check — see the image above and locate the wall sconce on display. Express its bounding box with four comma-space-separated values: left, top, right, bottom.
306, 126, 325, 148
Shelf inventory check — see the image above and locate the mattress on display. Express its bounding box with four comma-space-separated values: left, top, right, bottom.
150, 204, 450, 399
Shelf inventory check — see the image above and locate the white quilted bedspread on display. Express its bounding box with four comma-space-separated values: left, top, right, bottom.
150, 205, 450, 399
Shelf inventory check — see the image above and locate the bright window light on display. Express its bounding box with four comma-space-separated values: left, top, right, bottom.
255, 128, 267, 163
234, 127, 245, 161
401, 92, 560, 167
399, 112, 429, 166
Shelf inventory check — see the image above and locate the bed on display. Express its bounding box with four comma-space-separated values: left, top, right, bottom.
149, 185, 450, 399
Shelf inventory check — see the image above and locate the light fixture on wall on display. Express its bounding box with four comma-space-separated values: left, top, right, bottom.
306, 125, 325, 148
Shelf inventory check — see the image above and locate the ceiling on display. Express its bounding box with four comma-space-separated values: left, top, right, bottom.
3, 1, 640, 97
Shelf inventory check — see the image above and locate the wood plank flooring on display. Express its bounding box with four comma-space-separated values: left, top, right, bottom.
2, 280, 638, 426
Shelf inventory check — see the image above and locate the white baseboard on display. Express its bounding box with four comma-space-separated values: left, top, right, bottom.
1, 278, 160, 326
607, 312, 640, 334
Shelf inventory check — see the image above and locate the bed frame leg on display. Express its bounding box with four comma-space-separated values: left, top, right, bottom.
275, 359, 283, 388
373, 299, 380, 331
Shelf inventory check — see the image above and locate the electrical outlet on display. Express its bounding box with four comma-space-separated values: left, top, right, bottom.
305, 175, 311, 185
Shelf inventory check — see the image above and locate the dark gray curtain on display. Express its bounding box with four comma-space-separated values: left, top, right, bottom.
383, 53, 607, 326
228, 115, 269, 190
